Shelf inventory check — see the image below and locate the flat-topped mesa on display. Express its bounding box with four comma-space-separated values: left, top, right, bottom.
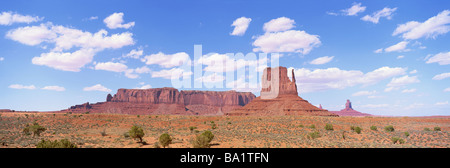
65, 87, 256, 115
110, 87, 184, 104
261, 67, 298, 96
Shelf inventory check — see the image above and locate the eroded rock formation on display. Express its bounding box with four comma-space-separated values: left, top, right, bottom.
227, 66, 337, 116
64, 87, 255, 115
329, 99, 372, 117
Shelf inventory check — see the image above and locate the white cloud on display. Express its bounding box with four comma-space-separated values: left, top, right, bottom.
124, 66, 151, 79
397, 55, 405, 59
352, 90, 377, 96
6, 23, 135, 71
253, 30, 321, 54
384, 41, 410, 52
393, 10, 450, 40
9, 84, 36, 90
95, 62, 128, 72
0, 57, 4, 61
151, 68, 193, 79
360, 104, 389, 108
42, 85, 65, 91
0, 11, 43, 26
142, 52, 190, 68
409, 70, 417, 74
432, 72, 450, 80
230, 17, 252, 36
263, 17, 295, 32
88, 16, 98, 20
103, 12, 135, 29
402, 88, 417, 93
342, 3, 366, 16
195, 73, 226, 83
32, 48, 97, 72
83, 84, 111, 92
444, 87, 450, 92
385, 75, 420, 92
289, 66, 406, 93
435, 101, 448, 106
361, 7, 397, 24
136, 84, 152, 89
309, 56, 334, 65
134, 66, 151, 74
426, 52, 450, 65
374, 48, 383, 53
124, 48, 143, 59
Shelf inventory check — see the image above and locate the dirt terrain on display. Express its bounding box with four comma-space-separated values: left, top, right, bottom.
0, 112, 448, 148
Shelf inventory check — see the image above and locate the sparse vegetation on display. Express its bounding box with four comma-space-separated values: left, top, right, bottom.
391, 137, 405, 144
189, 126, 197, 133
434, 127, 441, 131
424, 127, 431, 131
307, 131, 321, 139
309, 124, 316, 129
36, 139, 77, 148
384, 125, 395, 132
192, 134, 211, 148
129, 125, 145, 143
159, 133, 172, 148
23, 121, 46, 137
404, 132, 410, 137
370, 126, 377, 131
325, 123, 334, 131
201, 130, 214, 143
354, 126, 362, 134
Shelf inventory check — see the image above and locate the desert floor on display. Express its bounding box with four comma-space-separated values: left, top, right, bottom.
0, 112, 448, 148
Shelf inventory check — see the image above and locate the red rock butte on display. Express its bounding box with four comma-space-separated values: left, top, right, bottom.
226, 66, 337, 116
63, 87, 255, 115
329, 99, 372, 117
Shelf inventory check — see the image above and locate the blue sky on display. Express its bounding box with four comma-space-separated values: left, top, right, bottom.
0, 0, 449, 116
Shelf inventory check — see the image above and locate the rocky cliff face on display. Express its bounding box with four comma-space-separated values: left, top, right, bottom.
329, 99, 372, 117
65, 88, 256, 115
228, 66, 337, 116
261, 67, 298, 97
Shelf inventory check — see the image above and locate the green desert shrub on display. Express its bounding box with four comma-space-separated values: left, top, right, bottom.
129, 125, 145, 143
201, 130, 214, 143
391, 137, 405, 144
309, 124, 316, 129
189, 126, 197, 133
325, 123, 334, 131
159, 133, 172, 148
384, 125, 395, 132
370, 126, 377, 131
424, 127, 431, 131
354, 126, 362, 134
36, 139, 77, 148
307, 131, 321, 139
23, 121, 46, 137
404, 132, 410, 137
192, 134, 211, 148
434, 127, 441, 131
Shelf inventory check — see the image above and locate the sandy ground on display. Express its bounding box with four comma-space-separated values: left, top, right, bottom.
0, 112, 448, 148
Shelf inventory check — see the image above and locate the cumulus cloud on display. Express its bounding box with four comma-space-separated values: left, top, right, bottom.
0, 11, 43, 26
263, 17, 295, 32
0, 57, 4, 61
444, 87, 450, 92
124, 48, 143, 59
374, 48, 383, 53
32, 48, 97, 72
9, 84, 36, 90
6, 23, 134, 71
151, 68, 193, 80
426, 52, 450, 65
384, 41, 410, 53
104, 12, 135, 29
136, 84, 152, 89
42, 85, 65, 91
142, 52, 190, 68
124, 66, 151, 79
95, 62, 128, 72
253, 30, 321, 54
432, 72, 450, 80
435, 101, 448, 106
393, 10, 450, 40
288, 66, 406, 93
230, 17, 252, 36
83, 84, 111, 92
401, 88, 417, 93
309, 56, 334, 65
397, 55, 405, 59
352, 90, 377, 96
342, 3, 366, 16
361, 7, 397, 24
385, 75, 420, 92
